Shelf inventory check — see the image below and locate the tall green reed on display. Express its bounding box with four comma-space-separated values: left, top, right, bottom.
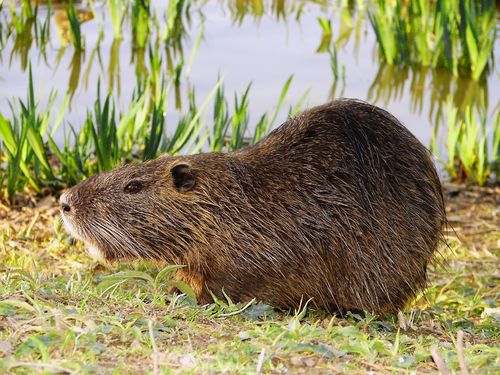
209, 84, 231, 152
0, 65, 57, 201
86, 84, 120, 172
432, 98, 499, 186
228, 84, 251, 151
208, 75, 304, 151
252, 75, 295, 145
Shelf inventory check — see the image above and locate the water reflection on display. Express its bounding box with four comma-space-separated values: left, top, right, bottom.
9, 17, 35, 71
109, 38, 121, 94
367, 63, 490, 126
82, 29, 103, 91
54, 8, 93, 46
0, 0, 498, 153
67, 49, 84, 101
316, 2, 364, 102
225, 0, 328, 24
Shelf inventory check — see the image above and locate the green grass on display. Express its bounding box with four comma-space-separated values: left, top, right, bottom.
0, 195, 498, 373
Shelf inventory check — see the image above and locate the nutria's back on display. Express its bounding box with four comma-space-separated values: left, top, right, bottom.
60, 99, 446, 313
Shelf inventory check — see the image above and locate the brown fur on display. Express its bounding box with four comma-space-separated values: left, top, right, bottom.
60, 99, 446, 313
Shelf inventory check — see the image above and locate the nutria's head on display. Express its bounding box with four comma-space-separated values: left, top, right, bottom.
59, 155, 200, 262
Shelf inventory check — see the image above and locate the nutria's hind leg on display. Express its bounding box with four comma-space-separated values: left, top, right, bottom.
170, 268, 213, 305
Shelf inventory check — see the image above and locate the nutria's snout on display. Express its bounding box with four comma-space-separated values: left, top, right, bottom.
59, 185, 113, 262
59, 184, 87, 217
59, 188, 84, 242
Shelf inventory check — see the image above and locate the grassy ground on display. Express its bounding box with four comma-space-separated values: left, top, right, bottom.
0, 185, 498, 374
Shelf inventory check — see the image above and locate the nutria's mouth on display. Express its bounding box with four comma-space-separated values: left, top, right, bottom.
60, 210, 83, 242
60, 210, 107, 262
60, 207, 144, 263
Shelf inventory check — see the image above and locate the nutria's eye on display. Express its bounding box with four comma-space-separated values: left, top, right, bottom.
124, 180, 143, 194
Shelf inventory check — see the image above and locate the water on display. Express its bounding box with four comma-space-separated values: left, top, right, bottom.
0, 0, 498, 157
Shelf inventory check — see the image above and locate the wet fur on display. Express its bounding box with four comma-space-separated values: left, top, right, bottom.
61, 99, 446, 313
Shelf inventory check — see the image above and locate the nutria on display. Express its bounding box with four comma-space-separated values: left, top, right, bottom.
60, 99, 446, 313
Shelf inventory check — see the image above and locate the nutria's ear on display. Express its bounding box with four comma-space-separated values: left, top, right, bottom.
171, 163, 196, 192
